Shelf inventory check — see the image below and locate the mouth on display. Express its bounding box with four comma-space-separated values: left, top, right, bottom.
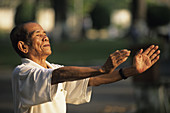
43, 44, 51, 47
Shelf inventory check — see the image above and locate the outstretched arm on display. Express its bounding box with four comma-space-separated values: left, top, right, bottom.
51, 49, 130, 84
88, 45, 160, 86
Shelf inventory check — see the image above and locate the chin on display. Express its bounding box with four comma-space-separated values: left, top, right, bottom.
47, 51, 52, 55
45, 49, 52, 54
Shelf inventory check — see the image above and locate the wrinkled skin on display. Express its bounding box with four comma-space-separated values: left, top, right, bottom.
102, 45, 160, 74
102, 49, 131, 73
133, 45, 160, 73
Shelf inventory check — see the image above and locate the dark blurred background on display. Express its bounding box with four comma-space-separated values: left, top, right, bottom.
0, 0, 170, 113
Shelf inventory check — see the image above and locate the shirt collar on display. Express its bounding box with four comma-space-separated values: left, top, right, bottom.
21, 58, 54, 69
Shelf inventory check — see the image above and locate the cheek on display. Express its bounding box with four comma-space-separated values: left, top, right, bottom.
31, 41, 42, 51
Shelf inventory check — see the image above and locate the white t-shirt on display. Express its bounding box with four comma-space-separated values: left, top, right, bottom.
12, 58, 92, 113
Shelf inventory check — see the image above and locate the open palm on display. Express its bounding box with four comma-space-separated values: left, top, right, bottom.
133, 45, 160, 73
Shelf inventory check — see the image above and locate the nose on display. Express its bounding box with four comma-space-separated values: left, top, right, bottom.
42, 36, 49, 42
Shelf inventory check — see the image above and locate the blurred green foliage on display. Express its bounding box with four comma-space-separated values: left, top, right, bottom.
14, 1, 36, 25
87, 0, 130, 29
48, 39, 130, 66
68, 0, 130, 15
146, 3, 170, 28
0, 38, 130, 68
90, 3, 110, 29
1, 34, 165, 68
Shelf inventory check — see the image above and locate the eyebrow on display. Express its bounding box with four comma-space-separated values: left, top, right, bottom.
28, 30, 46, 37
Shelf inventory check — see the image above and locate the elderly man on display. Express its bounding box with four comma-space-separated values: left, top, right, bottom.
10, 22, 160, 113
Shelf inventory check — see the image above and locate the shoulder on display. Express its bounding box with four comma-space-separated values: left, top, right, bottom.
45, 60, 64, 69
51, 63, 64, 69
12, 63, 34, 76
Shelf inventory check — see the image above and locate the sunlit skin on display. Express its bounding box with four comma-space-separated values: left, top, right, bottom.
17, 22, 160, 86
88, 45, 160, 86
18, 23, 52, 68
133, 45, 160, 73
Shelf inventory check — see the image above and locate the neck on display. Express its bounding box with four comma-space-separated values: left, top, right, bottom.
28, 55, 48, 68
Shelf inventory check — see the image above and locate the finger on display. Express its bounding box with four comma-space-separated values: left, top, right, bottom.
117, 57, 128, 64
111, 50, 120, 56
116, 50, 130, 59
111, 50, 130, 61
112, 49, 129, 56
120, 50, 131, 55
150, 50, 160, 60
151, 55, 160, 65
148, 45, 159, 57
119, 49, 129, 52
136, 49, 143, 55
120, 51, 131, 57
143, 45, 155, 55
111, 51, 123, 58
120, 52, 130, 58
113, 51, 130, 61
119, 49, 131, 54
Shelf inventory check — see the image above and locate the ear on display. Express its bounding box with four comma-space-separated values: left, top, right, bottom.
17, 41, 29, 54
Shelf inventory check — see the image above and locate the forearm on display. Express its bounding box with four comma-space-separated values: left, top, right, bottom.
51, 66, 105, 84
51, 49, 132, 85
89, 66, 138, 86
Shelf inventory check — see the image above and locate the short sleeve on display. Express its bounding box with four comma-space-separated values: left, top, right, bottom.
17, 67, 57, 107
64, 78, 92, 105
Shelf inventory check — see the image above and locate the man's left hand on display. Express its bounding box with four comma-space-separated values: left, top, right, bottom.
133, 45, 160, 74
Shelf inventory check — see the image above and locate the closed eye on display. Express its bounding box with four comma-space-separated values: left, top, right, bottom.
36, 34, 46, 37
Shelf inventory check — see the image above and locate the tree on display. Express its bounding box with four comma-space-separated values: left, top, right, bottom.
14, 0, 37, 25
90, 3, 110, 29
146, 4, 170, 29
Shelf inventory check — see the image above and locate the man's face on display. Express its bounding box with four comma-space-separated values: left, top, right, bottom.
24, 23, 52, 58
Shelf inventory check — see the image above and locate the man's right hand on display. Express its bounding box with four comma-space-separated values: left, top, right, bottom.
100, 49, 131, 73
52, 49, 130, 84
